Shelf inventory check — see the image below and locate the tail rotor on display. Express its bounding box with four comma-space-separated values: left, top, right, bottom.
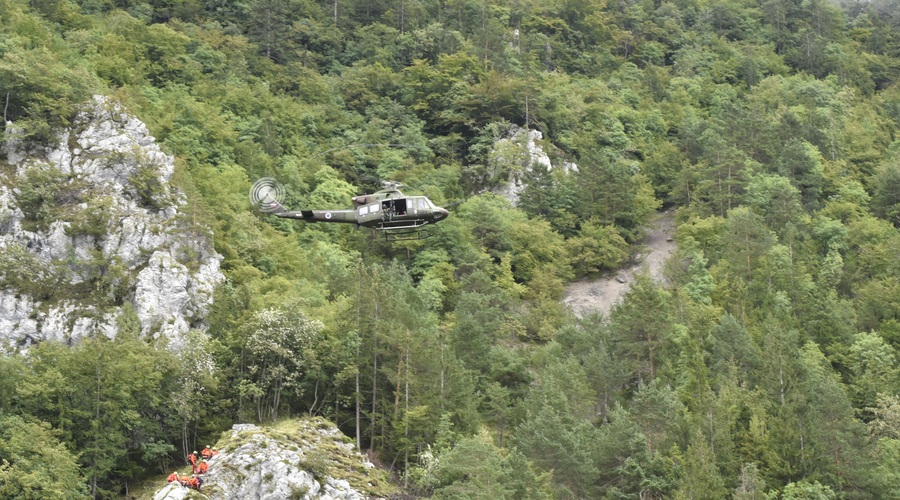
250, 178, 286, 213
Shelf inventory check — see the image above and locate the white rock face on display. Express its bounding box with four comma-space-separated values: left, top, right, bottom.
492, 126, 578, 205
187, 420, 387, 500
0, 96, 223, 351
153, 483, 193, 500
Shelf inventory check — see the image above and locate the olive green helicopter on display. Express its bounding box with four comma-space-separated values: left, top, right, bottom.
251, 178, 449, 240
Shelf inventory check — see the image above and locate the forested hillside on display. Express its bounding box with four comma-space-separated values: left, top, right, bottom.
1, 0, 899, 497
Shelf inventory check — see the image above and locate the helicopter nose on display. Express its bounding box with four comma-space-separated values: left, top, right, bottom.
434, 208, 449, 220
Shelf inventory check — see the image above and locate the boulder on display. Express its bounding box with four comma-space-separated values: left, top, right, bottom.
153, 483, 196, 500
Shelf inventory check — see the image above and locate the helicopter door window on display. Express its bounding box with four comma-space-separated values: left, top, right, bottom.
417, 198, 428, 210
358, 206, 369, 216
369, 203, 380, 213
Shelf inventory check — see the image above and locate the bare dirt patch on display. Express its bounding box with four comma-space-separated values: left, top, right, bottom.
563, 210, 677, 318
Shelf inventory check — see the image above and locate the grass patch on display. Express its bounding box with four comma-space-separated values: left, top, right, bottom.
264, 417, 398, 498
298, 451, 330, 483
216, 425, 264, 453
289, 483, 309, 500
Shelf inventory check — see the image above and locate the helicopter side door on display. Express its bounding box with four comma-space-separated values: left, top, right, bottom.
381, 199, 409, 220
356, 203, 383, 226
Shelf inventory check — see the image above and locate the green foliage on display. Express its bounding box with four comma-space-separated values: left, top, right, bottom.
744, 174, 806, 234
0, 415, 89, 500
65, 195, 114, 239
568, 218, 630, 276
675, 430, 728, 499
139, 438, 176, 474
3, 0, 900, 495
780, 480, 837, 499
297, 449, 330, 482
514, 360, 599, 497
10, 333, 185, 497
241, 307, 324, 422
129, 160, 172, 211
418, 430, 553, 499
868, 396, 900, 493
593, 402, 681, 498
734, 464, 767, 499
871, 158, 900, 226
0, 45, 97, 143
610, 273, 676, 382
572, 153, 661, 242
0, 241, 70, 300
847, 332, 899, 411
15, 166, 74, 231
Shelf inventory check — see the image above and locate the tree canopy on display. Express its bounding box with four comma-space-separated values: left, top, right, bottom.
1, 0, 900, 496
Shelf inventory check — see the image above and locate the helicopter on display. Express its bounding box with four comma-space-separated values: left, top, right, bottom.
251, 179, 449, 240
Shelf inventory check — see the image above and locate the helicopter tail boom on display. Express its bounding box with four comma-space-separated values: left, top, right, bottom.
275, 209, 356, 224
260, 201, 288, 214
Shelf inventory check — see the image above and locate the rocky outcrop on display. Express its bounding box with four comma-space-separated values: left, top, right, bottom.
492, 125, 578, 205
153, 418, 395, 500
0, 96, 223, 351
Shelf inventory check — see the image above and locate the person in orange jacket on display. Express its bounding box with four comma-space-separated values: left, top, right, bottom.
201, 445, 213, 459
197, 460, 209, 475
167, 471, 179, 483
189, 474, 201, 491
188, 451, 198, 466
179, 475, 191, 488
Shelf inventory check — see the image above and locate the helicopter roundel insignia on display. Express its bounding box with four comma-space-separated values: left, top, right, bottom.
325, 212, 332, 219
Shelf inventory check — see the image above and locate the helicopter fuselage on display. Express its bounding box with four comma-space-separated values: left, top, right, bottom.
269, 189, 449, 231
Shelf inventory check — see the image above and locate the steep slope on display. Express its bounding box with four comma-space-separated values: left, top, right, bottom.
0, 96, 223, 350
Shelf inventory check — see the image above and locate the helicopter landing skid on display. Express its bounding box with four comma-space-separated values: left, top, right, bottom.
383, 228, 431, 241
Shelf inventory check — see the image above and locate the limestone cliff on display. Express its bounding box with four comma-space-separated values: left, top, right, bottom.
490, 125, 578, 205
153, 418, 395, 500
0, 96, 223, 351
